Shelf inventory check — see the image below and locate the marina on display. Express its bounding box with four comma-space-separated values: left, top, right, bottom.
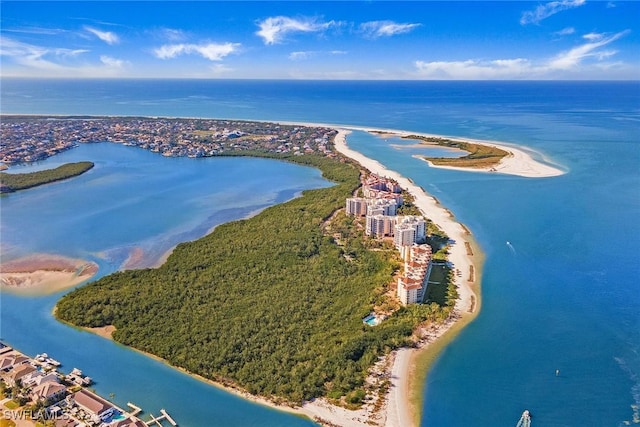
0, 343, 178, 427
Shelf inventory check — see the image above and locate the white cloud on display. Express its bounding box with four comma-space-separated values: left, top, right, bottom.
288, 50, 347, 61
209, 64, 234, 75
0, 36, 88, 71
100, 55, 127, 69
359, 21, 421, 38
3, 27, 69, 36
289, 51, 312, 61
0, 36, 127, 77
256, 16, 337, 45
159, 28, 187, 42
154, 42, 240, 61
583, 32, 604, 41
547, 30, 629, 69
414, 58, 532, 79
520, 0, 586, 25
555, 27, 576, 36
84, 26, 120, 45
414, 29, 631, 79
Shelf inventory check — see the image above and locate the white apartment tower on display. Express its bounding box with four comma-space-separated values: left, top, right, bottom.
366, 214, 393, 238
394, 216, 427, 252
345, 197, 368, 216
366, 198, 397, 216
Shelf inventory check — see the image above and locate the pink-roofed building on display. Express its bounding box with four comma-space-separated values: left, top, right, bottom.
70, 389, 115, 422
31, 382, 66, 404
5, 363, 37, 386
0, 354, 29, 372
397, 244, 434, 305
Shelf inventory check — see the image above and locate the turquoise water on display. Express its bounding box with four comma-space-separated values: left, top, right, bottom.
0, 141, 328, 427
1, 79, 639, 426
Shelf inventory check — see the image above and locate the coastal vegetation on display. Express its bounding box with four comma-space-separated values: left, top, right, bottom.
56, 153, 455, 405
404, 135, 508, 168
0, 162, 94, 193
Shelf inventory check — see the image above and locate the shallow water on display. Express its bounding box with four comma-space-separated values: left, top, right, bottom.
1, 79, 639, 426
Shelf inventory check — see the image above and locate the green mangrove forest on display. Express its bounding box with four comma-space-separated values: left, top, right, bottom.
56, 153, 455, 405
0, 161, 94, 193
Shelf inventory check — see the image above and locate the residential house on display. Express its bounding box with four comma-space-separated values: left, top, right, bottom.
5, 363, 37, 386
31, 382, 67, 404
70, 389, 115, 422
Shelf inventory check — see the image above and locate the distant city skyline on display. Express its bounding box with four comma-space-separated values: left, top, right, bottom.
1, 1, 639, 79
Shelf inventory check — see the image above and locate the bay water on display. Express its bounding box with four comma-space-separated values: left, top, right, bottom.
1, 79, 639, 426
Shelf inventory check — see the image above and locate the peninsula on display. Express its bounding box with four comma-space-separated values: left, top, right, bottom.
0, 161, 94, 193
0, 115, 564, 427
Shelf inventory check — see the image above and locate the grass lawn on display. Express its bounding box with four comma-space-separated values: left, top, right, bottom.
2, 400, 19, 410
424, 264, 451, 305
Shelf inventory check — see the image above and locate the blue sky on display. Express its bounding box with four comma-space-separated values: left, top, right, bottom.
1, 1, 639, 79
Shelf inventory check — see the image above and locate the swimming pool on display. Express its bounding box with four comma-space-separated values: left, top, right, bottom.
363, 314, 380, 326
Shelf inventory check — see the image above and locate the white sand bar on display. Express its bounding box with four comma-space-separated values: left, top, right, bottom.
281, 121, 565, 178
353, 125, 565, 178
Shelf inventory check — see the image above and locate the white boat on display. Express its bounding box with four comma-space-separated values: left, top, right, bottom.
516, 410, 531, 427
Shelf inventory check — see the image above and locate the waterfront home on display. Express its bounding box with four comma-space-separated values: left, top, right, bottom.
0, 342, 12, 355
31, 381, 67, 404
5, 363, 37, 386
33, 372, 60, 386
0, 354, 29, 371
70, 389, 115, 423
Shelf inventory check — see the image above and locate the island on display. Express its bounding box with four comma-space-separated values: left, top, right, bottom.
0, 115, 564, 427
403, 134, 509, 169
0, 161, 94, 193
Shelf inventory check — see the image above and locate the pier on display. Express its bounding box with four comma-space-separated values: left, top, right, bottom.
127, 402, 142, 417
145, 409, 177, 426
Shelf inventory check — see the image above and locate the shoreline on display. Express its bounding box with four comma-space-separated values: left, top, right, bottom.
332, 129, 481, 427
3, 117, 569, 426
65, 127, 483, 427
80, 324, 363, 427
294, 122, 565, 178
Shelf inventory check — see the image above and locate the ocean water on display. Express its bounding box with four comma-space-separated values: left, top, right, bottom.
1, 79, 639, 426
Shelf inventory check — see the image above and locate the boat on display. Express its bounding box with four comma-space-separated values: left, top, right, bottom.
516, 409, 531, 427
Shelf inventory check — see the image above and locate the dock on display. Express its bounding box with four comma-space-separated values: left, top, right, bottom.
145, 409, 177, 426
127, 402, 142, 417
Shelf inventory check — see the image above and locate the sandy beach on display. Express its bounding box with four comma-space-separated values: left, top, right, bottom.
0, 254, 98, 295
30, 122, 563, 426
280, 120, 566, 178
332, 129, 481, 427
351, 126, 565, 178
